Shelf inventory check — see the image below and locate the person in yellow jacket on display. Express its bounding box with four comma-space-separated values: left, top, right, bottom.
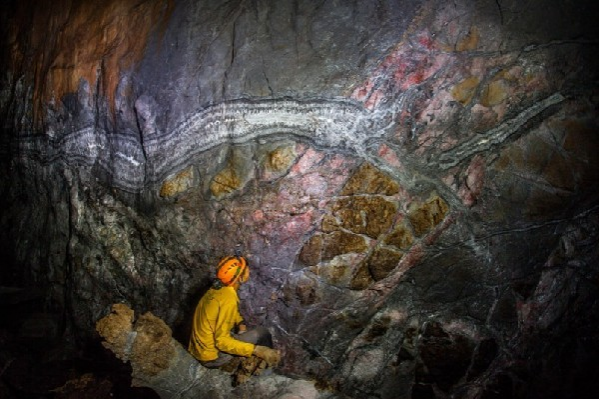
188, 255, 280, 370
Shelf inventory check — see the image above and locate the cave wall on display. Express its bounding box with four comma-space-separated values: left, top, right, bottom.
1, 0, 598, 398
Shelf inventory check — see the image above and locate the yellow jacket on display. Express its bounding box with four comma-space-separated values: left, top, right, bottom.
188, 285, 255, 362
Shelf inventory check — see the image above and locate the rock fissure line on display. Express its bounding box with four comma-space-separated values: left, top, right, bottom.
274, 322, 335, 366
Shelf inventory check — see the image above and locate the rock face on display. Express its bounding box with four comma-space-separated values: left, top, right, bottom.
1, 0, 598, 398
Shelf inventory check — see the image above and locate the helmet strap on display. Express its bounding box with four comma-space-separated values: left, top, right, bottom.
212, 279, 224, 289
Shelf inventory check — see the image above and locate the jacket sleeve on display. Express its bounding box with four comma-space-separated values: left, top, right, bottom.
214, 295, 255, 357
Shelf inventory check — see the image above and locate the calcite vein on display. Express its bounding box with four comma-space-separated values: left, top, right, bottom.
437, 92, 565, 169
13, 91, 565, 193
15, 98, 393, 192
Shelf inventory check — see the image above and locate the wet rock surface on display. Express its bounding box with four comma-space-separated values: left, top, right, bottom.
1, 0, 599, 398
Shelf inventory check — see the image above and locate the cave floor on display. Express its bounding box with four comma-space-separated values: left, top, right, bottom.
0, 287, 159, 399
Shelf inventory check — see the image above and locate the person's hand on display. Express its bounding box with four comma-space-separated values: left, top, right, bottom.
238, 324, 247, 334
253, 345, 281, 367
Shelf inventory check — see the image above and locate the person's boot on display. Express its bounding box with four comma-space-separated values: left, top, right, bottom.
219, 357, 241, 374
233, 356, 262, 385
253, 359, 268, 376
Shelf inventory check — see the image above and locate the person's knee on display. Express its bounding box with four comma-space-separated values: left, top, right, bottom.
253, 326, 269, 336
238, 326, 273, 347
254, 326, 272, 347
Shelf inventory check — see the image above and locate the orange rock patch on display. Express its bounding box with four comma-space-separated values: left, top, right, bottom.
6, 0, 174, 127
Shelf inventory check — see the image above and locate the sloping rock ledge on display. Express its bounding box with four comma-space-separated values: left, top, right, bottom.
95, 303, 327, 399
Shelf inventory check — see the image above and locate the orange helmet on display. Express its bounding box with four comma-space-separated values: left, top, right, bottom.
217, 256, 249, 286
